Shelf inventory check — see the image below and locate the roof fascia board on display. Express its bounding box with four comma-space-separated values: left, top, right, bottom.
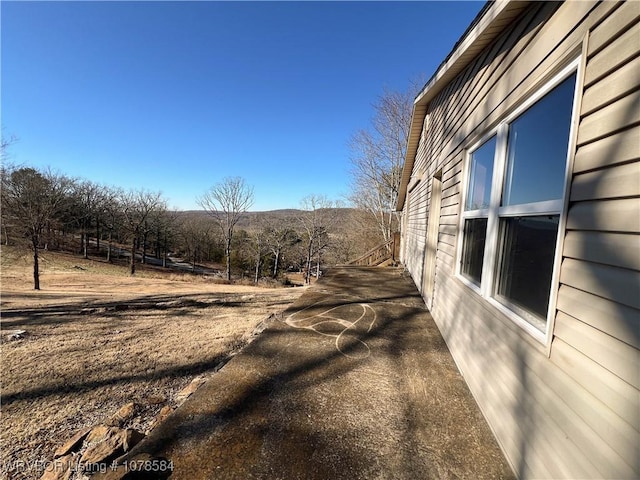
414, 0, 522, 108
396, 0, 531, 211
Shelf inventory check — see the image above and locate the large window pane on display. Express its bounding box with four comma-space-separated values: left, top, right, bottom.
466, 136, 496, 211
496, 215, 559, 320
502, 74, 576, 206
461, 218, 487, 284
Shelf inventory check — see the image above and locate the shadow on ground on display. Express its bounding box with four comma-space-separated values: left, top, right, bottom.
108, 267, 514, 480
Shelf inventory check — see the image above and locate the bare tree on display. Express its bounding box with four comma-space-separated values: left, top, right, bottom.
1, 134, 18, 245
178, 215, 216, 271
265, 222, 299, 278
198, 177, 254, 281
247, 228, 269, 284
151, 209, 180, 268
73, 180, 105, 259
1, 131, 18, 162
348, 83, 419, 245
119, 189, 165, 275
102, 187, 124, 263
298, 194, 336, 284
1, 166, 73, 289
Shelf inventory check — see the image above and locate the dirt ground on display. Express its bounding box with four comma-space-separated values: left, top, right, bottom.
0, 247, 304, 480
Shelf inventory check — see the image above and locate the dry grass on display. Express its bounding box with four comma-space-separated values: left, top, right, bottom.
0, 246, 304, 479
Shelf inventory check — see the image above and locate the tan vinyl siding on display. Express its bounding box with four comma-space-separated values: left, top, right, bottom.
550, 338, 639, 430
563, 231, 640, 271
584, 21, 640, 87
399, 1, 640, 478
573, 125, 639, 173
560, 258, 640, 310
567, 198, 640, 232
404, 179, 428, 284
433, 267, 638, 479
432, 268, 625, 479
556, 284, 640, 350
587, 0, 640, 56
413, 117, 429, 175
581, 55, 640, 116
577, 89, 640, 145
555, 311, 639, 388
555, 8, 640, 466
571, 160, 640, 201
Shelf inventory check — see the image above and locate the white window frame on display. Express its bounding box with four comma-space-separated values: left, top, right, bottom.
458, 132, 498, 294
456, 57, 582, 344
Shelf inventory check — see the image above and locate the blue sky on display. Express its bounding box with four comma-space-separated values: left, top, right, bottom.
2, 1, 484, 211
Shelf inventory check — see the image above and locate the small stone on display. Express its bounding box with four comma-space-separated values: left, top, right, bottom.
81, 432, 122, 466
147, 405, 174, 433
145, 395, 165, 405
106, 402, 139, 427
54, 427, 91, 458
5, 329, 26, 341
80, 428, 145, 467
86, 425, 113, 444
121, 428, 146, 452
157, 405, 173, 421
40, 454, 75, 480
175, 377, 205, 403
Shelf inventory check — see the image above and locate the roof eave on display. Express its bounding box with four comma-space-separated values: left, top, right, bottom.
396, 0, 531, 211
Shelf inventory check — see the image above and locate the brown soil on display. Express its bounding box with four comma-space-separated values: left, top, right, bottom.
0, 247, 304, 480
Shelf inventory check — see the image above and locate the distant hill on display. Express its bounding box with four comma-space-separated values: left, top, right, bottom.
174, 208, 357, 231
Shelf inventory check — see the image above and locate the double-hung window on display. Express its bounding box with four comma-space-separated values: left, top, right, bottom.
459, 61, 579, 337
461, 136, 495, 284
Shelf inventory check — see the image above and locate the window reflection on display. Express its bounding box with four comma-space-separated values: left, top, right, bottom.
502, 75, 576, 206
466, 136, 496, 211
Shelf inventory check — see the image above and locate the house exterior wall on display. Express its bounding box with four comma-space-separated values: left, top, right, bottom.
399, 2, 639, 478
403, 177, 428, 282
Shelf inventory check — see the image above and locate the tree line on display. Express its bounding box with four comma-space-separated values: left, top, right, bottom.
1, 165, 171, 288
0, 164, 374, 289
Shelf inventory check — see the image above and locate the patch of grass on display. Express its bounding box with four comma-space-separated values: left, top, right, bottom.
0, 249, 304, 479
